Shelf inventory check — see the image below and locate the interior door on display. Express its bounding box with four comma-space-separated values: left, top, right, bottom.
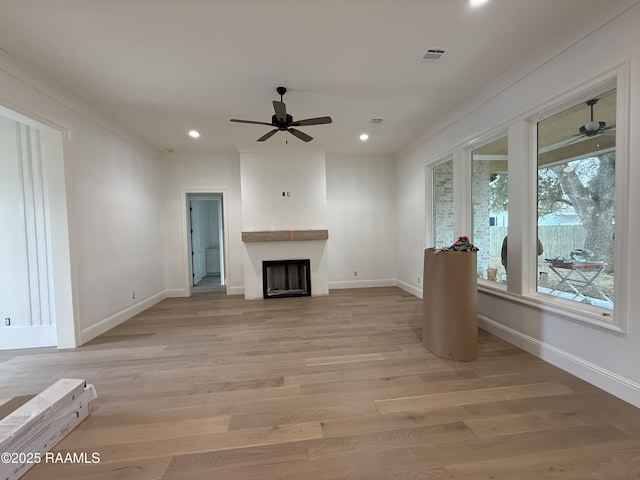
190, 200, 207, 285
0, 113, 60, 349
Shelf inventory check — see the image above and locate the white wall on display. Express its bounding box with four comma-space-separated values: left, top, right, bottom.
240, 152, 328, 230
326, 154, 396, 288
160, 153, 243, 296
72, 127, 164, 341
0, 52, 165, 347
161, 151, 398, 299
208, 199, 221, 249
394, 4, 640, 406
395, 156, 426, 297
240, 151, 328, 299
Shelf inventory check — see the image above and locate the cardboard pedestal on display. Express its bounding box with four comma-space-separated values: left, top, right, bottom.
422, 248, 478, 361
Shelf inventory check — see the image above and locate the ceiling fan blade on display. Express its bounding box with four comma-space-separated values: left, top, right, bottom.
288, 128, 313, 142
257, 129, 279, 142
230, 119, 274, 126
539, 134, 587, 153
290, 116, 332, 127
273, 101, 287, 123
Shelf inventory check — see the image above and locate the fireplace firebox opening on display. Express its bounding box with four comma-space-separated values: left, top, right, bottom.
262, 259, 311, 299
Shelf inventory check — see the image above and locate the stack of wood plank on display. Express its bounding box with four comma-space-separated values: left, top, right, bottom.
0, 379, 97, 480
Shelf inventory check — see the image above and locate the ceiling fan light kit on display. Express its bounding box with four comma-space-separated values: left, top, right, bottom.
582, 121, 603, 133
230, 86, 332, 143
577, 98, 614, 137
548, 96, 616, 151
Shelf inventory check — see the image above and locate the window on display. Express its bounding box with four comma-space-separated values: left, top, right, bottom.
536, 88, 616, 310
472, 136, 508, 283
432, 159, 454, 247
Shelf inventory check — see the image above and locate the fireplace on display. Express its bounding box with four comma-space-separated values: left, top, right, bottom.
262, 259, 311, 299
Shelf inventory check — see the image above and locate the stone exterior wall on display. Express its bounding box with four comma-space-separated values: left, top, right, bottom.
433, 160, 454, 248
472, 160, 492, 277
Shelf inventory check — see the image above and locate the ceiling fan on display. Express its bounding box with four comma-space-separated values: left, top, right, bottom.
230, 87, 332, 142
550, 97, 616, 150
577, 98, 615, 138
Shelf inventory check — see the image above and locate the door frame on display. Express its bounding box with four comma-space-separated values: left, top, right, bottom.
181, 190, 230, 296
0, 104, 77, 349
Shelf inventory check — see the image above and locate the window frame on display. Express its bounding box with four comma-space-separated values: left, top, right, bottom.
522, 74, 629, 332
469, 130, 509, 289
473, 67, 630, 333
427, 66, 629, 333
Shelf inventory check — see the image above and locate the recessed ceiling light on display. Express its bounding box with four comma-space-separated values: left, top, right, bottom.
469, 0, 488, 7
359, 133, 369, 141
188, 130, 200, 138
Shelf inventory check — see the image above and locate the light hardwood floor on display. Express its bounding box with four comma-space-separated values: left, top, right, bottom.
2, 287, 640, 479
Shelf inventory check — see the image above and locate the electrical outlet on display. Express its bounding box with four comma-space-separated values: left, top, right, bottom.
417, 277, 421, 284
132, 292, 136, 299
4, 318, 10, 326
353, 271, 358, 277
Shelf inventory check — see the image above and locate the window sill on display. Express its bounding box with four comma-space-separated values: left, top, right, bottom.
478, 279, 508, 290
477, 283, 623, 334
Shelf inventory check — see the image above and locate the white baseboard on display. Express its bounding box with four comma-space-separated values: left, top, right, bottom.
329, 279, 397, 290
479, 314, 640, 408
165, 288, 187, 298
166, 286, 244, 297
228, 285, 244, 296
80, 291, 166, 345
396, 279, 422, 299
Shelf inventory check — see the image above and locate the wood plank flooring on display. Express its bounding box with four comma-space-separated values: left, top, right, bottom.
1, 287, 639, 479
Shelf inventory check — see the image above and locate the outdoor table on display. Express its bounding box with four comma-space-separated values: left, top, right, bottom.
545, 260, 611, 304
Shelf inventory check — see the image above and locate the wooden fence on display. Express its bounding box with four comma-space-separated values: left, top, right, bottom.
490, 225, 585, 259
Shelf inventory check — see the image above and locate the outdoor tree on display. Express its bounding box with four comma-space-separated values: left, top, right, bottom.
489, 153, 615, 272
547, 152, 615, 272
489, 173, 508, 213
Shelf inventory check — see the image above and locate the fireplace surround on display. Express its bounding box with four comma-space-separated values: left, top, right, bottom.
262, 259, 311, 299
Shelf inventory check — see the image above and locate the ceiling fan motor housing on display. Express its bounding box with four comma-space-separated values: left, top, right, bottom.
272, 114, 294, 130
580, 121, 605, 135
579, 98, 605, 135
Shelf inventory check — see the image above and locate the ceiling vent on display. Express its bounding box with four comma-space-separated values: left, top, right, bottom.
419, 47, 448, 63
370, 118, 384, 124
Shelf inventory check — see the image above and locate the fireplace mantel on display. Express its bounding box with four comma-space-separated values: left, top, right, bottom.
242, 229, 329, 243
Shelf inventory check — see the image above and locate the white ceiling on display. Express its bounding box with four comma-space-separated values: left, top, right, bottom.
0, 0, 630, 156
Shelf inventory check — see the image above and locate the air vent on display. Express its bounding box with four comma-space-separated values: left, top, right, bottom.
370, 118, 384, 124
419, 47, 448, 63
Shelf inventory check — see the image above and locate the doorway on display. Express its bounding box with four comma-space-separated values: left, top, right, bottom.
186, 193, 226, 293
0, 106, 74, 349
